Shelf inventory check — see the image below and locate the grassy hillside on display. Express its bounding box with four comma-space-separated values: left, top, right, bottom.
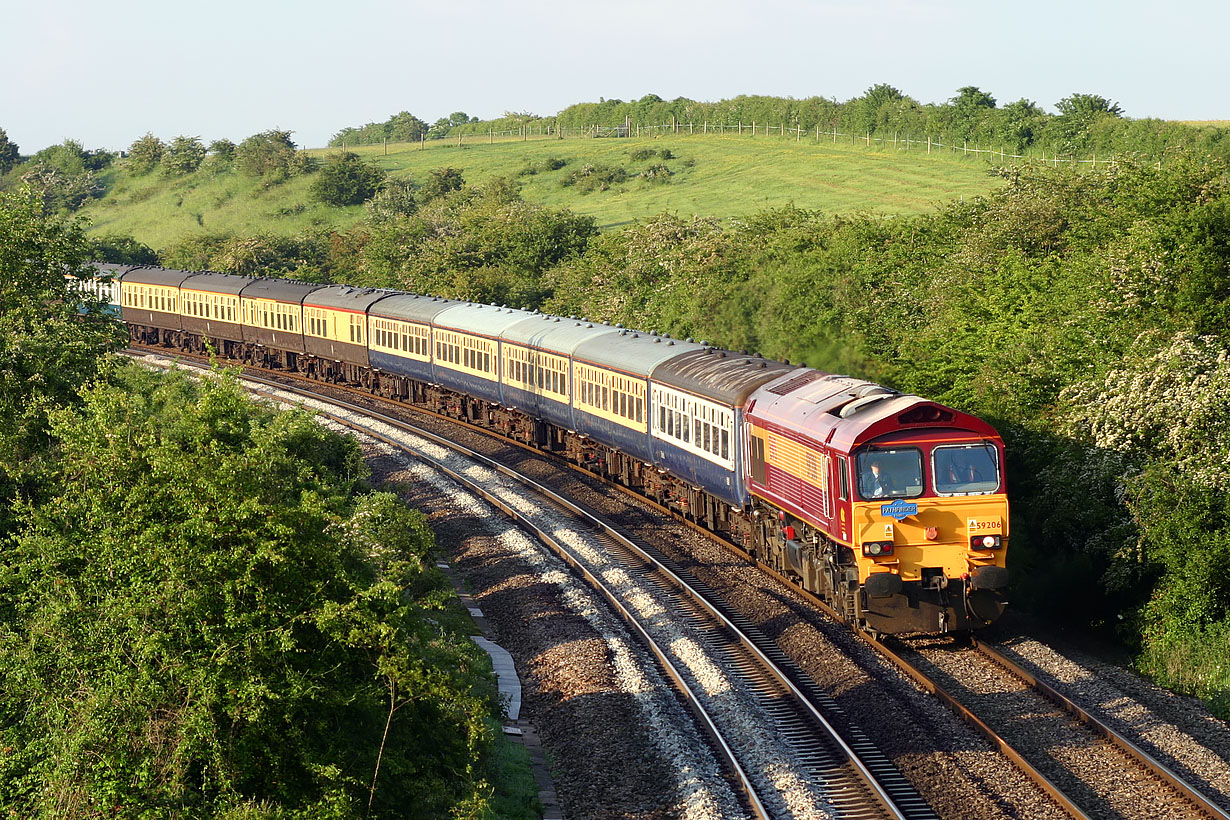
81, 133, 1003, 248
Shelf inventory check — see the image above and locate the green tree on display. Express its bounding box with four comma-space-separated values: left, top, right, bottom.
126, 132, 166, 175
86, 232, 159, 265
419, 166, 465, 203
948, 85, 997, 142
162, 134, 207, 176
0, 186, 126, 536
848, 83, 911, 135
365, 177, 418, 221
362, 180, 595, 302
387, 111, 428, 142
0, 127, 19, 175
19, 140, 104, 213
311, 151, 387, 206
235, 129, 303, 180
1048, 93, 1125, 153
1056, 92, 1124, 119
990, 98, 1047, 152
0, 363, 497, 817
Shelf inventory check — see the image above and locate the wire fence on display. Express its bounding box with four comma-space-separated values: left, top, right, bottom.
345, 121, 1118, 169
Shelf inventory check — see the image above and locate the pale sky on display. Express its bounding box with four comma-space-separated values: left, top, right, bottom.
6, 0, 1227, 153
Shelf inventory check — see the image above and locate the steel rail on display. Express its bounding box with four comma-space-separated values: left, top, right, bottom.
975, 641, 1230, 820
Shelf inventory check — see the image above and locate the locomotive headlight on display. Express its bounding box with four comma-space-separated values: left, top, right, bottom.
862, 541, 894, 557
971, 535, 1002, 549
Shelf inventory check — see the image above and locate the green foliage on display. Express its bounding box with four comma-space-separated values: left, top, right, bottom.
516, 157, 567, 177
162, 135, 207, 176
17, 140, 109, 213
0, 363, 498, 817
330, 111, 428, 148
86, 232, 159, 265
418, 166, 465, 204
160, 229, 346, 281
0, 127, 19, 175
364, 178, 417, 222
127, 133, 167, 175
310, 152, 387, 207
561, 163, 628, 193
361, 179, 596, 303
0, 186, 126, 535
19, 163, 99, 213
235, 130, 308, 181
208, 139, 236, 162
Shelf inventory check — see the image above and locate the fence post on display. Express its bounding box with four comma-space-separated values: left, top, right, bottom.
927, 135, 931, 154
751, 121, 755, 136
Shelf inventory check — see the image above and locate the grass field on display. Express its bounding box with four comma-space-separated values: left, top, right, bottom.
81, 133, 1006, 248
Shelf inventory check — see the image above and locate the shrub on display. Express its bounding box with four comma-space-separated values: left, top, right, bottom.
419, 167, 465, 203
560, 163, 627, 193
162, 135, 206, 176
126, 133, 165, 175
311, 151, 387, 206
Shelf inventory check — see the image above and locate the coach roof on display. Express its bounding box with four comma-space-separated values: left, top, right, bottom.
119, 266, 197, 288
653, 348, 797, 406
368, 293, 464, 325
240, 277, 326, 304
502, 313, 619, 357
433, 302, 537, 338
180, 271, 250, 295
573, 328, 704, 379
304, 285, 399, 312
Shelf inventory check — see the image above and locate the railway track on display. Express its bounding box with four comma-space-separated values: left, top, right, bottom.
128, 348, 1230, 820
877, 635, 1230, 820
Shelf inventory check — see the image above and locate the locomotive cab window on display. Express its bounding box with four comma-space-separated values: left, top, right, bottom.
856, 448, 923, 500
932, 443, 1000, 496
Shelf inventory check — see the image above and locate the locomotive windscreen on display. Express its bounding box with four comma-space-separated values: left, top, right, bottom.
932, 443, 1000, 495
856, 449, 923, 500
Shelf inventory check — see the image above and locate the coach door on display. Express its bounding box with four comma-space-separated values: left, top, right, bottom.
749, 428, 768, 485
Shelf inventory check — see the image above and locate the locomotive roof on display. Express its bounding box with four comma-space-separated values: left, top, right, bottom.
368, 293, 464, 324
304, 285, 400, 312
748, 368, 999, 453
119, 266, 198, 287
652, 348, 797, 406
573, 328, 704, 378
180, 271, 251, 295
240, 277, 326, 303
433, 302, 539, 339
501, 313, 618, 354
